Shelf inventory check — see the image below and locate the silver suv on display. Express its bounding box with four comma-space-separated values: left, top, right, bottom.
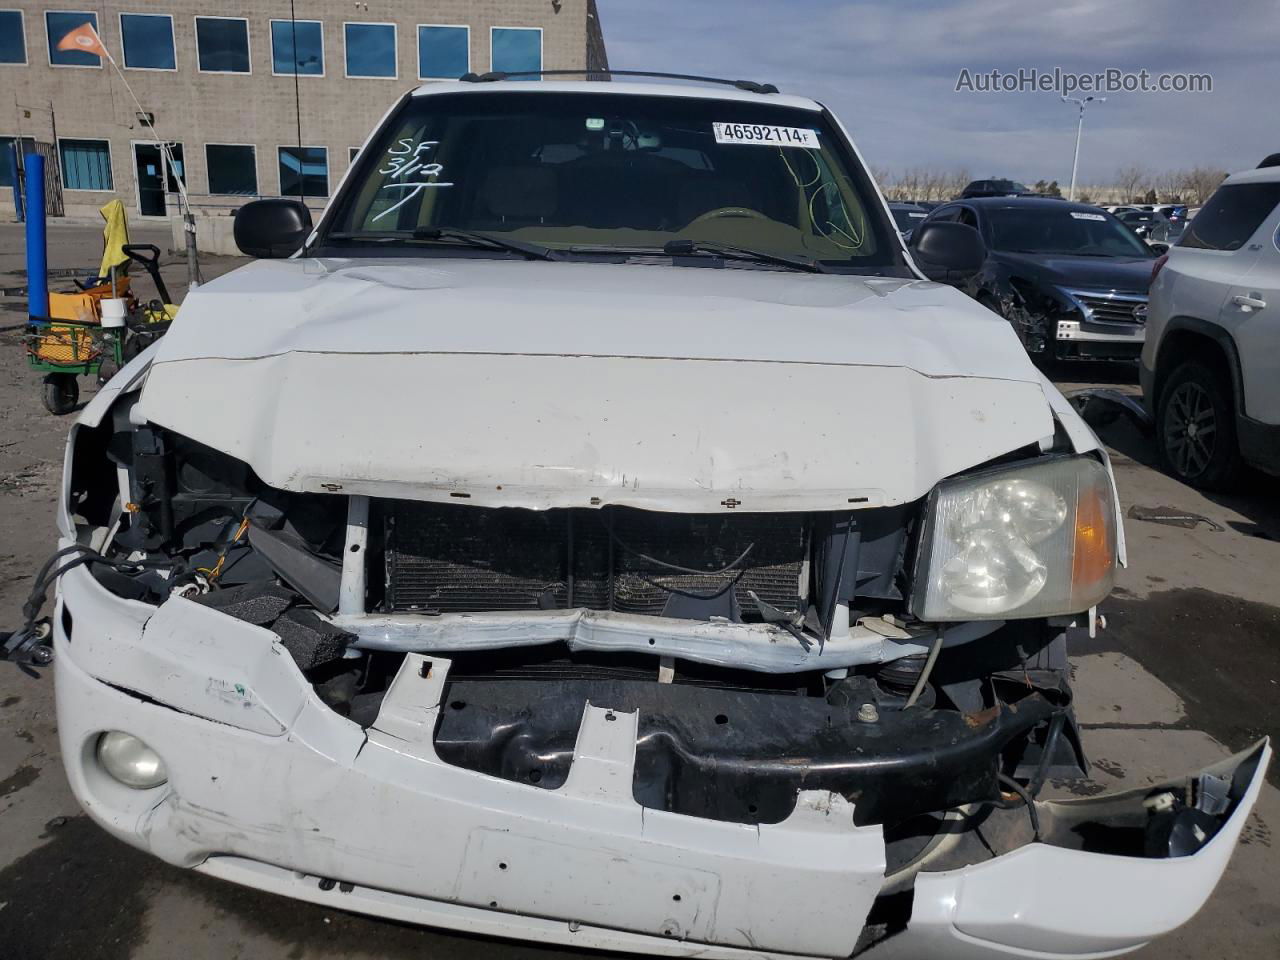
1142, 157, 1280, 488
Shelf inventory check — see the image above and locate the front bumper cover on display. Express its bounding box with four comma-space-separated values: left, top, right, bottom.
53, 562, 1269, 959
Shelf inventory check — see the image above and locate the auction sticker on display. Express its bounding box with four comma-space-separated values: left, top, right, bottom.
1069, 211, 1107, 221
713, 122, 820, 148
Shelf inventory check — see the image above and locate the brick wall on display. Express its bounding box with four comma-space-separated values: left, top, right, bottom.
2, 0, 600, 218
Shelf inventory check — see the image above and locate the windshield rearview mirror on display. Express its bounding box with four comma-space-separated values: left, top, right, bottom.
910, 221, 986, 285
234, 199, 313, 259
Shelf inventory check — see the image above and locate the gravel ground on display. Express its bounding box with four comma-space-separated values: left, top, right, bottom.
0, 222, 1276, 959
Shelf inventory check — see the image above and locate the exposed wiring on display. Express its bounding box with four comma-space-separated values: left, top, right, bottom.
627, 565, 750, 602
905, 627, 944, 708
997, 772, 1043, 842
599, 516, 755, 577
1026, 711, 1066, 798
195, 516, 250, 583
5, 545, 180, 666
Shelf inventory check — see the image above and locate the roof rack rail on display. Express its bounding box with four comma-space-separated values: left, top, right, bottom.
457, 69, 779, 95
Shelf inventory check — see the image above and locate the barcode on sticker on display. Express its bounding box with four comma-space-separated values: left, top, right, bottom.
713, 122, 820, 148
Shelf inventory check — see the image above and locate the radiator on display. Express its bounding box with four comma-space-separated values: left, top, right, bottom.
384, 501, 808, 618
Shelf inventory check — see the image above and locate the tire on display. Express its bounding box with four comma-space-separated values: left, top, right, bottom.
1156, 359, 1243, 490
41, 373, 79, 416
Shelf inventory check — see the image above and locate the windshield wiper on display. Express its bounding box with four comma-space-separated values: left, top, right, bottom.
325, 228, 559, 261
662, 239, 828, 274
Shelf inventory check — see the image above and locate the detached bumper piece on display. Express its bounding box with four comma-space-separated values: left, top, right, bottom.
872, 741, 1270, 959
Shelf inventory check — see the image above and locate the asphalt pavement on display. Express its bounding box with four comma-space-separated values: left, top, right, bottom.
0, 222, 1276, 959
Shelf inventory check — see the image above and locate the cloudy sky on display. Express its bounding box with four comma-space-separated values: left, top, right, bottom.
594, 0, 1275, 186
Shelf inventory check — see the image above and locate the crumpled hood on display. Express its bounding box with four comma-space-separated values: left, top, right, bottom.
139, 258, 1059, 511
996, 252, 1155, 293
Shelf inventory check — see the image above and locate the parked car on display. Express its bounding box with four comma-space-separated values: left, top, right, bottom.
960, 177, 1032, 198
888, 200, 929, 241
1142, 157, 1280, 488
1116, 208, 1180, 244
912, 196, 1157, 360
1153, 203, 1190, 223
8, 76, 1267, 960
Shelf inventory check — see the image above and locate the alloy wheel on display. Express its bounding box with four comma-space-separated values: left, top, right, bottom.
1163, 381, 1217, 478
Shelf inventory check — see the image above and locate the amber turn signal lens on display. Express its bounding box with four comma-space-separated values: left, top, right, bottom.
1071, 483, 1115, 606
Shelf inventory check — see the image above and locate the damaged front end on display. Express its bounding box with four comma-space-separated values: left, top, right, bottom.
27, 358, 1268, 959
998, 280, 1147, 362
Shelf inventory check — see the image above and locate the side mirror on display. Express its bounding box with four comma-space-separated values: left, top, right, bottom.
233, 199, 313, 258
1149, 241, 1170, 255
910, 221, 986, 284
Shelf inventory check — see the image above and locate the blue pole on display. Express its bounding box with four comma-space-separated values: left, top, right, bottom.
7, 144, 21, 223
24, 152, 48, 323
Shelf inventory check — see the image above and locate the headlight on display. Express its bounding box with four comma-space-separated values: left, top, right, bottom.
911, 456, 1116, 620
96, 731, 168, 789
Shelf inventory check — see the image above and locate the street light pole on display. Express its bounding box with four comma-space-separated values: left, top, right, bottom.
1062, 95, 1104, 202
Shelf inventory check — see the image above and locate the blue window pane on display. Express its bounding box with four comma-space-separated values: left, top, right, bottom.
196, 17, 250, 73
206, 144, 257, 195
345, 23, 396, 78
418, 26, 468, 79
121, 14, 175, 70
279, 146, 328, 198
59, 139, 113, 190
0, 137, 35, 188
0, 11, 25, 63
491, 27, 541, 75
0, 138, 15, 189
271, 20, 323, 76
46, 11, 99, 67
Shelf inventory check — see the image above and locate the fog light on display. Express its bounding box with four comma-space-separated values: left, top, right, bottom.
96, 731, 167, 789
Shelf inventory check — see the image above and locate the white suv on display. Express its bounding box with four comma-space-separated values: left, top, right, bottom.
1142, 157, 1280, 488
15, 76, 1269, 960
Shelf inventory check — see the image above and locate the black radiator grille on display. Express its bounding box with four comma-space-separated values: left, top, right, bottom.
384, 502, 808, 617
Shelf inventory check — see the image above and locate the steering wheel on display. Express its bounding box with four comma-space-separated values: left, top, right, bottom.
689, 206, 768, 225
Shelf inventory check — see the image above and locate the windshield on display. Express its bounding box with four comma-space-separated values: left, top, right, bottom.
986, 206, 1153, 257
321, 90, 898, 268
968, 179, 1028, 195
890, 207, 926, 231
